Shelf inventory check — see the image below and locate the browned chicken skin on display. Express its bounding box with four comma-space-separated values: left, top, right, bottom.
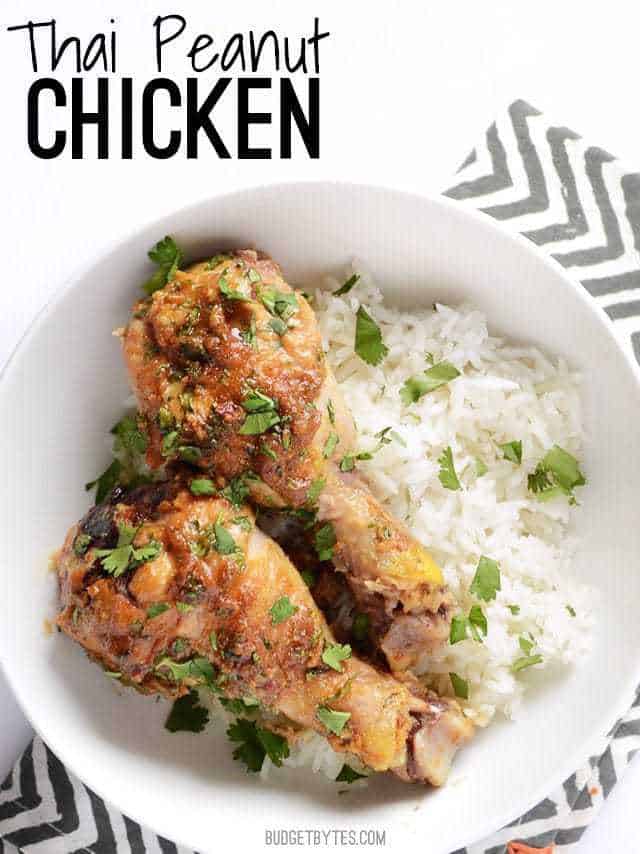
122, 250, 453, 672
55, 476, 472, 784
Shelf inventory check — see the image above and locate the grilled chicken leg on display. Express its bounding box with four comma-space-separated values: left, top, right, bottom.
55, 475, 471, 784
122, 250, 452, 671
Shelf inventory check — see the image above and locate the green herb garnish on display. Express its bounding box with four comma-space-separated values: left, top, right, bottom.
147, 602, 171, 619
270, 596, 298, 625
143, 236, 183, 295
190, 478, 216, 496
527, 445, 586, 503
94, 524, 161, 578
322, 432, 339, 459
438, 446, 462, 491
333, 274, 360, 296
500, 440, 522, 465
165, 690, 210, 733
335, 764, 367, 783
469, 556, 501, 602
317, 706, 351, 736
354, 306, 388, 366
239, 390, 280, 436
449, 672, 469, 700
314, 523, 337, 561
399, 360, 460, 405
322, 643, 352, 673
227, 719, 289, 772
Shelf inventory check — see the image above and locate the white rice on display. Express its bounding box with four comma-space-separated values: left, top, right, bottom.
313, 266, 595, 727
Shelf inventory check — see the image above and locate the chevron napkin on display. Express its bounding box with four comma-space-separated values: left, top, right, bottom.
2, 100, 640, 854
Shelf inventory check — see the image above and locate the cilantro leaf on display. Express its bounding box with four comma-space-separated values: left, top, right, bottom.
213, 521, 238, 555
354, 306, 388, 367
155, 656, 218, 689
317, 706, 351, 736
85, 458, 122, 504
314, 523, 337, 561
566, 604, 576, 618
258, 288, 299, 321
449, 672, 469, 700
468, 604, 487, 639
475, 457, 488, 477
210, 630, 218, 651
519, 635, 535, 655
335, 764, 367, 783
111, 415, 148, 456
327, 399, 336, 425
165, 690, 210, 733
270, 596, 298, 625
239, 390, 280, 436
94, 523, 162, 578
438, 446, 462, 491
306, 477, 326, 505
227, 718, 289, 772
73, 533, 92, 557
399, 361, 460, 405
449, 614, 469, 645
143, 236, 183, 295
222, 473, 251, 507
219, 275, 251, 302
147, 602, 171, 619
512, 653, 543, 673
322, 643, 352, 673
190, 478, 216, 496
332, 274, 360, 296
469, 556, 501, 602
528, 445, 586, 502
500, 440, 522, 465
508, 604, 521, 615
322, 432, 339, 459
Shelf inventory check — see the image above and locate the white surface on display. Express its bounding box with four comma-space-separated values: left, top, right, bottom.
2, 184, 640, 854
1, 2, 639, 850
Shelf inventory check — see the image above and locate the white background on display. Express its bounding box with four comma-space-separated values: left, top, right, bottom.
1, 1, 639, 850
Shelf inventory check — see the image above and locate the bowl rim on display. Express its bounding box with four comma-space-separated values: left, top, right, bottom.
2, 179, 640, 852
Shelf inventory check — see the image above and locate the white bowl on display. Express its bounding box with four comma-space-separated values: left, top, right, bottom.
2, 182, 640, 854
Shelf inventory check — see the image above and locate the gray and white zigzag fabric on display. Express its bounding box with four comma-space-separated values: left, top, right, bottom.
444, 99, 640, 852
0, 738, 196, 854
2, 99, 640, 854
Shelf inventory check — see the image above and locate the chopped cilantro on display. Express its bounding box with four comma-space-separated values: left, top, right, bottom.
176, 602, 193, 614
239, 390, 280, 436
527, 445, 586, 503
178, 445, 201, 464
317, 706, 351, 736
470, 556, 501, 602
352, 613, 370, 642
500, 440, 522, 465
247, 267, 261, 283
270, 596, 298, 625
322, 643, 352, 673
258, 288, 299, 321
85, 458, 122, 504
190, 478, 216, 496
147, 602, 170, 619
354, 306, 388, 367
306, 477, 326, 505
327, 399, 336, 425
73, 533, 92, 557
438, 446, 462, 491
227, 719, 289, 772
221, 473, 251, 507
143, 236, 183, 295
314, 523, 337, 561
508, 604, 521, 616
322, 432, 339, 459
94, 524, 162, 578
468, 605, 487, 639
519, 635, 535, 655
240, 316, 257, 348
205, 253, 230, 270
399, 360, 460, 405
111, 415, 148, 456
161, 430, 179, 457
269, 316, 288, 336
213, 520, 238, 555
449, 614, 469, 645
335, 764, 367, 783
155, 656, 217, 689
332, 274, 360, 296
165, 690, 210, 733
210, 630, 218, 651
566, 604, 576, 618
449, 672, 469, 700
512, 654, 543, 673
475, 457, 488, 477
219, 275, 251, 302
